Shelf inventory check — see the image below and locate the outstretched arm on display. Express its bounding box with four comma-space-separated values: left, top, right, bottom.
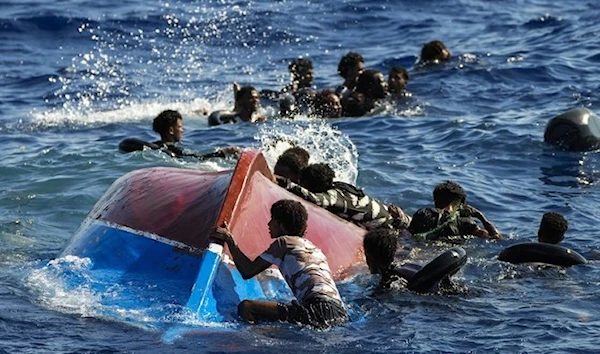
210, 224, 272, 279
180, 146, 241, 160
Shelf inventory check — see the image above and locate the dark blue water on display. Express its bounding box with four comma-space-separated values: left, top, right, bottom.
2, 0, 600, 352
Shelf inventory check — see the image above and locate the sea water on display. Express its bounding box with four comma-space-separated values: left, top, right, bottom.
1, 0, 599, 352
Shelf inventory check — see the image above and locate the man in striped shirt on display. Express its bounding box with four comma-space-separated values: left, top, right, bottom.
211, 199, 348, 328
276, 163, 410, 230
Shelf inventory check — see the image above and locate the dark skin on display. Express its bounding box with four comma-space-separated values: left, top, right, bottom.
210, 220, 290, 323
210, 222, 272, 280
365, 251, 421, 286
459, 204, 501, 239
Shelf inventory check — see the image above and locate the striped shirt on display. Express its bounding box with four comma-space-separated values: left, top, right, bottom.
278, 178, 394, 230
259, 236, 344, 306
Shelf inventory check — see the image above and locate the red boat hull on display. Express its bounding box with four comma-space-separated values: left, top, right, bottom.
92, 149, 366, 279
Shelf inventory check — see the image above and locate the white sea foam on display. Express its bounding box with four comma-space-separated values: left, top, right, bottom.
256, 119, 359, 184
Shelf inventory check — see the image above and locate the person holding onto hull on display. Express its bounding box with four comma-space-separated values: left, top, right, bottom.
276, 163, 410, 230
210, 200, 349, 328
280, 146, 310, 166
208, 83, 265, 126
273, 150, 310, 184
408, 181, 501, 241
118, 109, 239, 159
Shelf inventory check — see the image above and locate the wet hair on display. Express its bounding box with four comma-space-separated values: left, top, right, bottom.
337, 51, 364, 78
312, 89, 342, 118
271, 199, 308, 236
342, 91, 369, 117
299, 163, 335, 193
408, 208, 441, 235
281, 146, 310, 166
433, 181, 466, 209
420, 40, 451, 63
355, 70, 387, 100
235, 85, 257, 103
389, 66, 409, 82
289, 58, 313, 74
363, 228, 397, 274
274, 153, 306, 182
152, 110, 182, 136
538, 212, 568, 244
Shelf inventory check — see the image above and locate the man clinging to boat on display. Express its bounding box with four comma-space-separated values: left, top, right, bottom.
273, 147, 310, 184
275, 163, 411, 230
210, 199, 349, 328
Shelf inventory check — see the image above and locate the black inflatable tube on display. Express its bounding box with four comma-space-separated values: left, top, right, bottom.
118, 138, 160, 153
407, 247, 467, 293
544, 107, 600, 151
498, 242, 586, 267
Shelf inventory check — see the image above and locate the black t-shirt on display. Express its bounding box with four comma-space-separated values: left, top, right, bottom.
408, 207, 478, 240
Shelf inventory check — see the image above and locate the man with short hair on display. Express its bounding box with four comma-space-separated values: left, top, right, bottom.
538, 212, 568, 244
208, 83, 265, 126
211, 200, 348, 328
408, 181, 501, 240
119, 109, 239, 159
388, 66, 410, 97
277, 163, 410, 230
419, 40, 451, 64
336, 51, 365, 97
274, 153, 307, 184
363, 228, 466, 291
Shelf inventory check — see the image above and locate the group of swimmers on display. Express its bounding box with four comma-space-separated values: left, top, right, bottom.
209, 145, 572, 329
119, 42, 577, 328
206, 40, 452, 124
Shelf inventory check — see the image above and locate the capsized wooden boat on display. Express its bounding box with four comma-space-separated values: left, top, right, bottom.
58, 149, 366, 336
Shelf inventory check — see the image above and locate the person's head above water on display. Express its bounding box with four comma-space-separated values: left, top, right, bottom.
313, 89, 343, 118
288, 58, 314, 90
355, 69, 387, 100
234, 85, 260, 120
363, 228, 397, 275
338, 51, 365, 89
388, 66, 409, 95
433, 181, 466, 210
152, 109, 183, 143
281, 146, 310, 165
269, 199, 308, 238
419, 40, 451, 64
299, 163, 335, 193
274, 152, 307, 183
538, 212, 568, 244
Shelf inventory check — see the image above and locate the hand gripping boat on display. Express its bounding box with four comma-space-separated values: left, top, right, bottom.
58, 149, 366, 338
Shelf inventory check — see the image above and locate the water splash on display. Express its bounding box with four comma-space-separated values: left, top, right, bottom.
256, 119, 359, 184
